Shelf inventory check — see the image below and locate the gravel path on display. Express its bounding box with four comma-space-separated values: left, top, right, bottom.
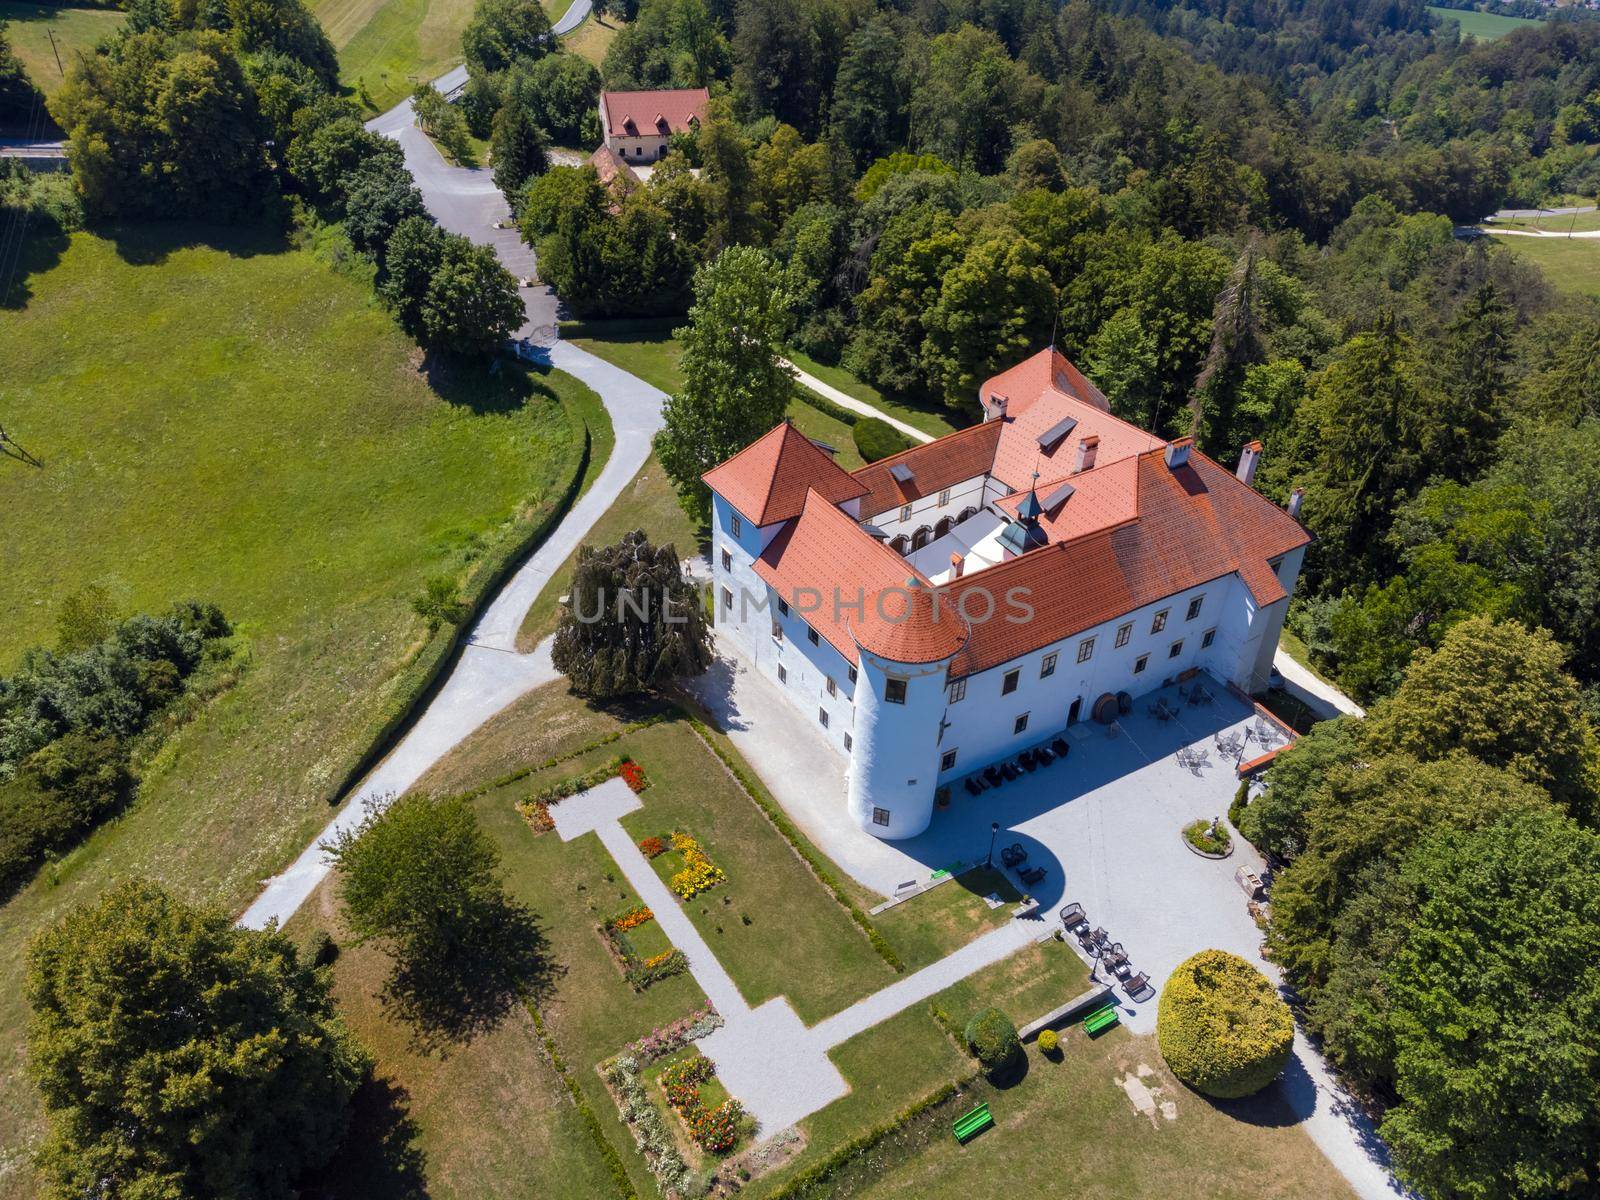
781, 358, 934, 445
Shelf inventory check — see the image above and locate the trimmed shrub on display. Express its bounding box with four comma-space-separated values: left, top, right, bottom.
1037, 1028, 1060, 1056
1229, 779, 1250, 829
964, 1006, 1021, 1072
852, 416, 915, 463
1157, 949, 1293, 1099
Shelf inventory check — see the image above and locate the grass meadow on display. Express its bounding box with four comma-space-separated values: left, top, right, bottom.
0, 224, 604, 1197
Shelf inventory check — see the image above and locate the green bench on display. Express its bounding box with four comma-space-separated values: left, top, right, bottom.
1083, 1005, 1121, 1037
952, 1102, 994, 1144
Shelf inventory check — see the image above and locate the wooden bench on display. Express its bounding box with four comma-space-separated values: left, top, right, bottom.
952, 1102, 994, 1144
1083, 1006, 1121, 1037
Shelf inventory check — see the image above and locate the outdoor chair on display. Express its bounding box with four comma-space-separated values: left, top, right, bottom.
1052, 738, 1070, 757
1059, 902, 1086, 930
1078, 930, 1101, 955
1002, 762, 1021, 781
1001, 844, 1027, 869
984, 766, 1003, 786
1122, 972, 1150, 998
1020, 865, 1046, 887
964, 777, 984, 797
1021, 753, 1038, 772
1091, 927, 1110, 949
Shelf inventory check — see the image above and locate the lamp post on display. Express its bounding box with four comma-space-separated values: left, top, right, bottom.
987, 821, 1000, 868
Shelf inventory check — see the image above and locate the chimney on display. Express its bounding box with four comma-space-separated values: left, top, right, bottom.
1287, 487, 1305, 519
1236, 440, 1262, 487
1074, 435, 1100, 473
949, 553, 964, 579
1164, 437, 1193, 470
982, 392, 1009, 423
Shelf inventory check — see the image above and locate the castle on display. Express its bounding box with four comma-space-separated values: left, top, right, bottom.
703, 348, 1310, 840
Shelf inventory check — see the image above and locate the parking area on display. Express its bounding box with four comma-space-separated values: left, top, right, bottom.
693, 643, 1286, 1030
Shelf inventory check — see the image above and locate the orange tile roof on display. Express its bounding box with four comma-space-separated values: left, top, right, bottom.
588, 144, 640, 192
944, 449, 1309, 678
753, 491, 932, 665
852, 422, 1003, 518
984, 350, 1164, 491
600, 89, 709, 138
702, 422, 868, 527
993, 456, 1141, 540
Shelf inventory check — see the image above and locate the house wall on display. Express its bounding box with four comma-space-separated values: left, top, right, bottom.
848, 647, 953, 839
862, 474, 989, 539
604, 133, 670, 160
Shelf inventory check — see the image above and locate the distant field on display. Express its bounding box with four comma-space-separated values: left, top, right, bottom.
562, 8, 614, 66
1426, 5, 1542, 40
0, 1, 123, 98
1488, 232, 1600, 297
314, 0, 584, 113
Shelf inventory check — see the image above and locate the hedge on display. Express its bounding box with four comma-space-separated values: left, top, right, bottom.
527, 1004, 637, 1198
1157, 949, 1293, 1099
792, 384, 859, 427
324, 422, 593, 804
764, 1076, 977, 1199
852, 416, 915, 463
684, 713, 905, 973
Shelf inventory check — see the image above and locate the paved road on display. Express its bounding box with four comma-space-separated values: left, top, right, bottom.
240, 39, 664, 928
0, 138, 65, 159
1488, 204, 1596, 219
1479, 225, 1600, 239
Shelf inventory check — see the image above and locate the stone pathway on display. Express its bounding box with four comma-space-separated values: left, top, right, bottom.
548, 776, 1043, 1139
780, 358, 934, 446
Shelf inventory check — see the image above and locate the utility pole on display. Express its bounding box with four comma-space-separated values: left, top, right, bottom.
47, 28, 64, 79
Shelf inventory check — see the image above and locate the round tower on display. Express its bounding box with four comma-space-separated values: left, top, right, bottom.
846, 583, 968, 840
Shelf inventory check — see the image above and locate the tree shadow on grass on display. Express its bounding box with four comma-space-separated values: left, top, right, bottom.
386, 898, 563, 1055
420, 352, 536, 415
302, 1074, 431, 1200
1190, 1052, 1318, 1130
0, 224, 69, 310
102, 220, 289, 266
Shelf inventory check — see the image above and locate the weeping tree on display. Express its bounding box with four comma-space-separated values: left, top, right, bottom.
552, 530, 713, 698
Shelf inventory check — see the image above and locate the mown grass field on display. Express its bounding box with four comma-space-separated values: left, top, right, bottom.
0, 225, 603, 1197
0, 1, 123, 99
1489, 209, 1600, 233
1426, 4, 1542, 40
1488, 231, 1600, 297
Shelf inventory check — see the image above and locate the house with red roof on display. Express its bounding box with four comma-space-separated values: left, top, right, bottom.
702, 348, 1309, 840
598, 88, 709, 164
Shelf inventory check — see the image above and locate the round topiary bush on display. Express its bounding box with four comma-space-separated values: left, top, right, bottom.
1037, 1028, 1060, 1057
1157, 950, 1293, 1099
965, 1006, 1021, 1072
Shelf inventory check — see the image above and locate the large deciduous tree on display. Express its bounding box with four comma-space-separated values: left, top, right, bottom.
1379, 810, 1600, 1200
26, 880, 367, 1198
490, 101, 547, 210
656, 245, 795, 518
552, 530, 712, 697
829, 16, 905, 169
327, 793, 552, 1043
462, 0, 551, 76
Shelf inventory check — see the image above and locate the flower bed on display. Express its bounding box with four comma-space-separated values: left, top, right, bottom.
639, 835, 666, 858
608, 904, 654, 932
598, 903, 688, 990
1183, 817, 1233, 857
514, 753, 651, 832
657, 1052, 744, 1154
666, 831, 727, 899
623, 1003, 724, 1064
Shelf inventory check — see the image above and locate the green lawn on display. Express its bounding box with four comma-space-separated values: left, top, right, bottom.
0, 225, 603, 1195
872, 867, 1023, 972
0, 1, 123, 98
785, 347, 964, 440
309, 0, 470, 113
1426, 4, 1542, 40
1489, 209, 1600, 233
1488, 231, 1600, 297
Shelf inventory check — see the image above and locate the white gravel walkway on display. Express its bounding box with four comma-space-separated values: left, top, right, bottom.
781, 358, 934, 446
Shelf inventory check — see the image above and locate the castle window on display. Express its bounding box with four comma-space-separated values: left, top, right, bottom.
872, 806, 890, 826
818, 707, 830, 728
1077, 637, 1095, 663
778, 597, 789, 616
900, 504, 913, 522
1187, 595, 1205, 621
948, 678, 966, 702
938, 488, 951, 506
807, 627, 820, 646
1040, 653, 1058, 678
777, 663, 787, 684
731, 513, 742, 538
1151, 609, 1169, 634
721, 549, 731, 572
721, 587, 732, 612
941, 748, 958, 771
1002, 669, 1019, 695
1202, 628, 1216, 649
844, 732, 853, 752
1169, 639, 1184, 658
1115, 622, 1132, 648
848, 665, 858, 684
885, 677, 907, 705
1134, 654, 1149, 674
826, 676, 836, 697
1013, 713, 1030, 735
